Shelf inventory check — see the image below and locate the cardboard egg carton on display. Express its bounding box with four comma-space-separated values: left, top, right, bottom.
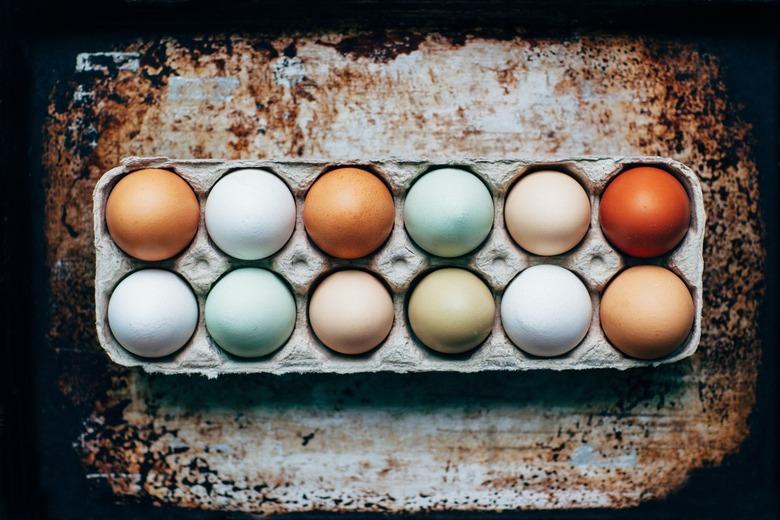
93, 156, 705, 376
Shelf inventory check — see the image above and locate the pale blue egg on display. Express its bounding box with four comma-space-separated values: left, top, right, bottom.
205, 268, 296, 357
403, 168, 494, 257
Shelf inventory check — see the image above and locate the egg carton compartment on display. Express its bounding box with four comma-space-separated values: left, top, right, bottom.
93, 156, 705, 376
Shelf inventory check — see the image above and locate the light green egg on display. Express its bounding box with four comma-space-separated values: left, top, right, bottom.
205, 268, 296, 357
403, 168, 494, 257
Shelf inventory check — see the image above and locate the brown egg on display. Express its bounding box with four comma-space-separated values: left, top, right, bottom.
599, 166, 691, 258
600, 265, 694, 359
106, 169, 200, 261
303, 168, 395, 259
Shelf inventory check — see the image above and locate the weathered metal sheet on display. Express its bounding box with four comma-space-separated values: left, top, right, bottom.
44, 34, 763, 513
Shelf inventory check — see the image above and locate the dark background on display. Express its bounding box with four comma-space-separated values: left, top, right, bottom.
1, 0, 779, 517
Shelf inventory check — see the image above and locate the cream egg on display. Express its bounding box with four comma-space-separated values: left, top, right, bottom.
504, 170, 591, 256
501, 264, 592, 357
309, 270, 394, 355
205, 169, 296, 260
107, 269, 198, 358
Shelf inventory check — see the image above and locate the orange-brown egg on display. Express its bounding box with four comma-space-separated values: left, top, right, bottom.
600, 265, 694, 359
303, 168, 395, 259
599, 167, 690, 258
106, 169, 200, 261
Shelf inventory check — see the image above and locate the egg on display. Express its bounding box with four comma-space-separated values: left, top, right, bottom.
404, 168, 494, 257
504, 171, 591, 256
205, 268, 296, 358
106, 168, 200, 261
408, 268, 495, 354
600, 265, 694, 359
500, 265, 592, 357
309, 270, 394, 355
599, 166, 691, 258
501, 264, 593, 357
107, 269, 198, 358
303, 167, 395, 259
205, 169, 296, 260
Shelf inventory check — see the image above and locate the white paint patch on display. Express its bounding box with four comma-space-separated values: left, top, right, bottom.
86, 472, 141, 480
570, 444, 638, 469
75, 52, 140, 73
73, 84, 94, 104
168, 76, 239, 102
273, 56, 305, 89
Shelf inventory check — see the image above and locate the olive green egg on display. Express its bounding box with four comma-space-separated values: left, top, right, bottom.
408, 268, 496, 354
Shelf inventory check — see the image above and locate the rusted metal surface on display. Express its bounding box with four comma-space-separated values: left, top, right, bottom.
43, 34, 764, 513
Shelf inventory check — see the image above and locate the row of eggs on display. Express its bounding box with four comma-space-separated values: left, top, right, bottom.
105, 165, 692, 263
108, 263, 694, 361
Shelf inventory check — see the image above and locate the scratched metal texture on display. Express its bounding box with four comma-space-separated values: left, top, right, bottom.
43, 34, 764, 513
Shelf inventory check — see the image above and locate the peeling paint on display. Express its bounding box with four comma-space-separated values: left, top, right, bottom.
168, 76, 240, 102
272, 56, 306, 89
570, 445, 638, 469
75, 52, 140, 73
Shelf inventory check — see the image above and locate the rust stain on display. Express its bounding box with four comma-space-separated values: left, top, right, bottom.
322, 32, 426, 63
43, 33, 763, 513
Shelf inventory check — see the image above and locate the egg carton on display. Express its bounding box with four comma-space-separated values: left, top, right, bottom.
93, 156, 705, 376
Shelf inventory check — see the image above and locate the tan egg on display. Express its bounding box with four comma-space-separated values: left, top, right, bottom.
309, 270, 394, 355
408, 268, 495, 354
600, 265, 694, 359
504, 170, 591, 256
106, 169, 200, 261
303, 168, 395, 259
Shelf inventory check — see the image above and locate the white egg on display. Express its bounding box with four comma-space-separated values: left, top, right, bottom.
108, 269, 198, 358
205, 169, 296, 260
500, 264, 592, 357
